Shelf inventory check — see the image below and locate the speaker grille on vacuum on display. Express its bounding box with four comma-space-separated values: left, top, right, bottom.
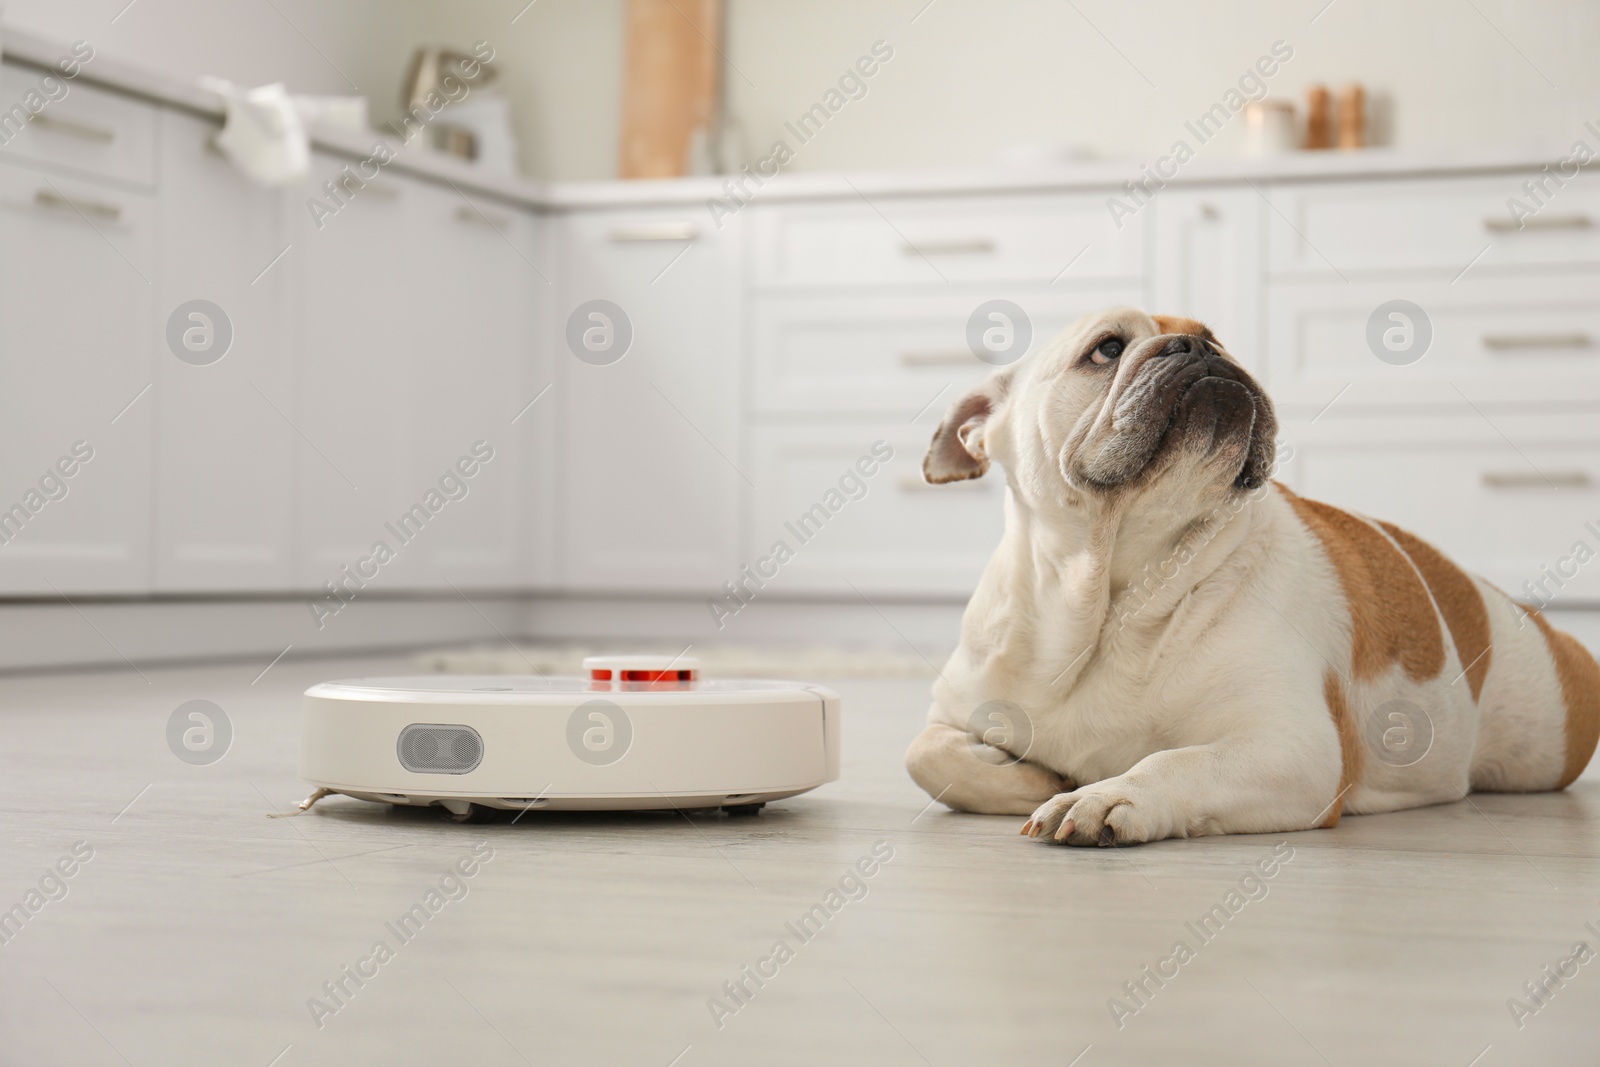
397, 723, 483, 774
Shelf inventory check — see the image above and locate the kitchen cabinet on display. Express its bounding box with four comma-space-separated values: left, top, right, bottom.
0, 63, 155, 187
748, 288, 1137, 418
555, 207, 744, 592
746, 424, 1005, 597
291, 154, 540, 593
1277, 412, 1600, 602
1265, 174, 1600, 276
0, 163, 155, 594
401, 177, 542, 588
742, 189, 1142, 598
291, 153, 422, 592
4, 49, 1598, 617
1264, 273, 1600, 410
153, 109, 296, 592
1150, 187, 1264, 374
749, 192, 1143, 289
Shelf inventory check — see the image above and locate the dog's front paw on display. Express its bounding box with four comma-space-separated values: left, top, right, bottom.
1020, 782, 1163, 846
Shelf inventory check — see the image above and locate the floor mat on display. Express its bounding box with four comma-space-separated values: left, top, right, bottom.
412, 641, 944, 679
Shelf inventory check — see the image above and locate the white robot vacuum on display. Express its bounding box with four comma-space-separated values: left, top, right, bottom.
299, 656, 840, 821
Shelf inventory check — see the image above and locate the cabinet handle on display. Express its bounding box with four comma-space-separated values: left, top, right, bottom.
902, 239, 994, 256
897, 474, 988, 491
609, 221, 697, 242
33, 188, 121, 221
358, 182, 401, 200
899, 350, 975, 367
455, 205, 511, 230
1484, 214, 1592, 232
1482, 332, 1593, 351
1481, 470, 1591, 490
30, 112, 116, 143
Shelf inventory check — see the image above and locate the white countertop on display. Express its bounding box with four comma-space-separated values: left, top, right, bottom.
2, 22, 1575, 212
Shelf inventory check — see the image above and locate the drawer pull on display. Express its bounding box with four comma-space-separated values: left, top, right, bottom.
1482, 470, 1591, 490
1482, 332, 1593, 351
609, 221, 698, 242
1484, 214, 1592, 232
902, 239, 995, 256
30, 112, 116, 143
33, 188, 121, 221
897, 474, 988, 492
455, 205, 511, 230
899, 350, 975, 367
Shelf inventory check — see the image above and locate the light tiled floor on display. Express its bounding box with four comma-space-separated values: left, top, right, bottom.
1, 653, 1598, 1065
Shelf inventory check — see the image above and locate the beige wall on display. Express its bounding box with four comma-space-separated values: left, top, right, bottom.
6, 0, 1596, 181
718, 0, 1598, 174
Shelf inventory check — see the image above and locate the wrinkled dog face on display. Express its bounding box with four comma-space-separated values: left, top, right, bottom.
923, 308, 1277, 508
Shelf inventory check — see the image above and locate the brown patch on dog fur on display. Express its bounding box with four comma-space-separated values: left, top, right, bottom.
1379, 522, 1492, 702
1150, 315, 1216, 342
1521, 607, 1600, 789
1320, 670, 1363, 826
1280, 488, 1445, 683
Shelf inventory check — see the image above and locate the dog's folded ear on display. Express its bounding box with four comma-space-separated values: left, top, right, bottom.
923, 377, 1007, 484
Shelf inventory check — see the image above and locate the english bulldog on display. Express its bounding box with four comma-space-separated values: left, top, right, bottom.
905, 307, 1600, 845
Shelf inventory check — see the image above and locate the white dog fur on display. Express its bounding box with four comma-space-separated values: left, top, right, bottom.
905, 307, 1600, 845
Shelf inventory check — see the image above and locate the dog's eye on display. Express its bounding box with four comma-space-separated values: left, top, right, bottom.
1090, 338, 1124, 365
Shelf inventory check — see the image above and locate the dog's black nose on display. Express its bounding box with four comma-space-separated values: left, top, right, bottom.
1158, 334, 1214, 358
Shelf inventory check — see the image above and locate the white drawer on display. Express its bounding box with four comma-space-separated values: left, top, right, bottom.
745, 425, 1005, 597
0, 63, 156, 187
1264, 275, 1600, 409
750, 288, 1140, 416
1266, 174, 1600, 276
750, 194, 1143, 288
1278, 413, 1600, 604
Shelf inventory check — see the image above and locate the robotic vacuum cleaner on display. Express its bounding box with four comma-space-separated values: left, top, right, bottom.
300, 656, 840, 819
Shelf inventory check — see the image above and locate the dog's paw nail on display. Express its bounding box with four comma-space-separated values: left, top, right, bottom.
1053, 819, 1075, 843
1099, 826, 1116, 847
1019, 820, 1034, 836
